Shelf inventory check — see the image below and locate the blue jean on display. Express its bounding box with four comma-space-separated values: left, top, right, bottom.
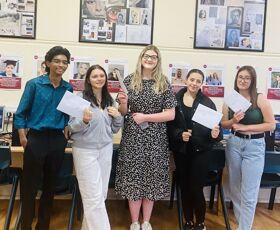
226, 135, 265, 230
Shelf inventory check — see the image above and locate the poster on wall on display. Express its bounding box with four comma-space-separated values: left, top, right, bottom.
69, 57, 96, 91
79, 0, 154, 45
168, 63, 191, 93
104, 59, 128, 92
267, 67, 280, 100
32, 55, 46, 78
194, 0, 267, 52
274, 115, 280, 143
0, 0, 37, 38
202, 64, 224, 97
0, 55, 22, 89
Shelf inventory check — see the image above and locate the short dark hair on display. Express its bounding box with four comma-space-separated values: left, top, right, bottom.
44, 46, 71, 74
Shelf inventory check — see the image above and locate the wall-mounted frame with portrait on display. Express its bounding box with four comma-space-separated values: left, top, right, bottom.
79, 0, 154, 45
0, 0, 37, 39
194, 0, 267, 52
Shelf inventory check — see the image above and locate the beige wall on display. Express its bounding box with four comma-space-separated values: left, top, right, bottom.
0, 0, 280, 112
0, 0, 280, 201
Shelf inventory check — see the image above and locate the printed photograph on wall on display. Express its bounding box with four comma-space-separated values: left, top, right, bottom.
32, 55, 46, 77
0, 0, 37, 38
202, 64, 225, 97
0, 55, 22, 89
267, 67, 280, 100
194, 0, 267, 51
168, 63, 191, 93
104, 59, 128, 92
69, 57, 96, 91
79, 0, 154, 45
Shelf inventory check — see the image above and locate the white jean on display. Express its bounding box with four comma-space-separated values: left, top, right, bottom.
72, 144, 113, 230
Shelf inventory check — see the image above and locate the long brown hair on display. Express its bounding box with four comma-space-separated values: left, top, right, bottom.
83, 64, 113, 109
234, 65, 258, 108
130, 45, 169, 94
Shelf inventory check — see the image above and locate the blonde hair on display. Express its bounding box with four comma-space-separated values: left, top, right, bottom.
130, 45, 169, 94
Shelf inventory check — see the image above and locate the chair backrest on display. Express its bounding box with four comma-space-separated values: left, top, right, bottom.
0, 146, 11, 171
207, 148, 225, 172
263, 151, 280, 173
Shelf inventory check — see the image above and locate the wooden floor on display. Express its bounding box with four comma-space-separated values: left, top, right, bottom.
0, 200, 279, 230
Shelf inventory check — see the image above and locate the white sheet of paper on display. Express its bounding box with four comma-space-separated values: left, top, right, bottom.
117, 74, 128, 94
192, 104, 223, 129
224, 90, 251, 112
57, 91, 90, 119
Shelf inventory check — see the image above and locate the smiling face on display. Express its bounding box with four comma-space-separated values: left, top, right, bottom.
141, 50, 158, 71
78, 63, 89, 76
186, 72, 203, 94
46, 54, 68, 77
89, 68, 106, 90
236, 70, 252, 90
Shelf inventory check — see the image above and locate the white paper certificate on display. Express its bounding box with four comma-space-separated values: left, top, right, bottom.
117, 73, 128, 94
57, 91, 90, 119
192, 104, 223, 129
224, 90, 251, 112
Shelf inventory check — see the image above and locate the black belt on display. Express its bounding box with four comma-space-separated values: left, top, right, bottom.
231, 131, 264, 139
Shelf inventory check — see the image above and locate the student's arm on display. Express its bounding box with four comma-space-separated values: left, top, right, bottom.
133, 108, 175, 124
14, 81, 35, 148
18, 129, 28, 149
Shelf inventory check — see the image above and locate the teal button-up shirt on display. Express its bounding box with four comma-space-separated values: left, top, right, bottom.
14, 74, 73, 130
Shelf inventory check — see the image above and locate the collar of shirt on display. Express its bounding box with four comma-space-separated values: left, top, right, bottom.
40, 74, 69, 88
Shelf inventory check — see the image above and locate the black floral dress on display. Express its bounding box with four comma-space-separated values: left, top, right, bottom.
115, 74, 177, 201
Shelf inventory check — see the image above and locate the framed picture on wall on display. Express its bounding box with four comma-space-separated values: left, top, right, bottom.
79, 0, 154, 45
0, 0, 37, 39
194, 0, 267, 52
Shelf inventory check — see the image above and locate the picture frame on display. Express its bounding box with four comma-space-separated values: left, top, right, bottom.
194, 0, 267, 52
0, 0, 37, 39
79, 0, 154, 45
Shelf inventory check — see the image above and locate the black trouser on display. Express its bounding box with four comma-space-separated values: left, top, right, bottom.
20, 129, 67, 230
174, 149, 209, 224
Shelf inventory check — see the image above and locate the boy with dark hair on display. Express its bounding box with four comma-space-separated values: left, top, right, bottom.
14, 46, 73, 230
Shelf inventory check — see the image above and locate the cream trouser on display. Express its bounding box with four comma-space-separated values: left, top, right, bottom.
72, 144, 113, 230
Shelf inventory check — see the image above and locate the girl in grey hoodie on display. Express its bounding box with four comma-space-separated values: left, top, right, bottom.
68, 65, 123, 230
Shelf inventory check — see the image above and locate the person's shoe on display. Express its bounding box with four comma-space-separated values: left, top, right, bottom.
130, 222, 140, 230
195, 222, 206, 230
141, 221, 153, 230
184, 221, 195, 230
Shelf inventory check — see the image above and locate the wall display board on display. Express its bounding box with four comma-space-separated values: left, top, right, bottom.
0, 0, 36, 38
194, 0, 267, 52
79, 0, 154, 45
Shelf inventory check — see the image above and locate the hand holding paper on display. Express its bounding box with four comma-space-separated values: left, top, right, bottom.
57, 91, 91, 120
224, 90, 251, 112
192, 104, 223, 129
